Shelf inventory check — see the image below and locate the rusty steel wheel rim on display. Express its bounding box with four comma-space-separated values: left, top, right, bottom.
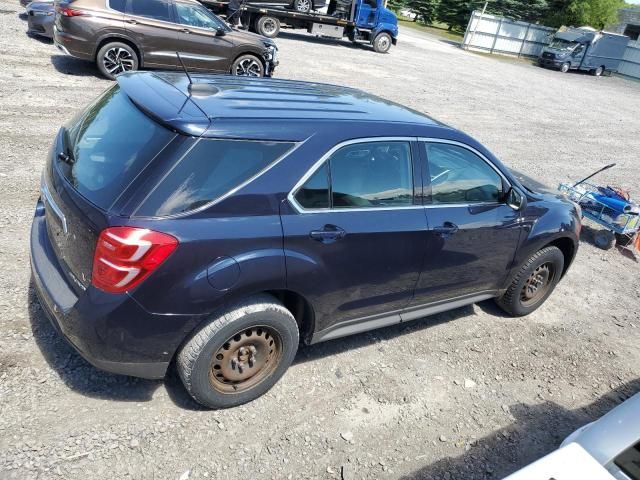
520, 262, 555, 307
209, 326, 282, 394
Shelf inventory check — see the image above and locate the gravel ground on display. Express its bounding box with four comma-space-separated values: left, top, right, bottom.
1, 3, 639, 479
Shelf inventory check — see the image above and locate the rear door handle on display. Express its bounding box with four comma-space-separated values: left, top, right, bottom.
309, 225, 346, 243
433, 222, 459, 235
181, 28, 191, 33
125, 19, 137, 24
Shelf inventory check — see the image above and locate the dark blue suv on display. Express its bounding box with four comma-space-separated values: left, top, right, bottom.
30, 72, 581, 408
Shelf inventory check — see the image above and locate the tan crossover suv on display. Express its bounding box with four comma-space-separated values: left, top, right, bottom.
53, 0, 279, 79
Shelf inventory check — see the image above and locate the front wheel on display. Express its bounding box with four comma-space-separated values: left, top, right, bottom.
373, 32, 392, 53
495, 246, 564, 317
177, 295, 299, 409
560, 62, 570, 73
96, 42, 139, 80
231, 54, 265, 77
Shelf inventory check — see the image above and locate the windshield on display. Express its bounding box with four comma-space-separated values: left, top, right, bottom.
549, 39, 578, 51
56, 85, 176, 211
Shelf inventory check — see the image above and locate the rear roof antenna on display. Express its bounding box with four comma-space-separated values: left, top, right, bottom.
176, 51, 194, 86
175, 52, 219, 97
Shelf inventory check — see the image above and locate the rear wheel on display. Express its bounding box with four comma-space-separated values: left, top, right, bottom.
96, 41, 139, 80
373, 32, 392, 53
177, 295, 299, 409
594, 229, 616, 249
560, 62, 570, 73
495, 246, 564, 316
255, 15, 280, 38
592, 65, 605, 76
231, 54, 265, 77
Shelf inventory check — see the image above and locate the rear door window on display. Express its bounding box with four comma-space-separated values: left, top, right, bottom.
136, 140, 296, 216
293, 141, 414, 210
57, 85, 176, 211
108, 0, 127, 12
127, 0, 172, 21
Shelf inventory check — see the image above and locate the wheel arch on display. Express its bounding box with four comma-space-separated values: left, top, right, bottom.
94, 35, 142, 66
231, 49, 267, 72
543, 236, 577, 277
266, 289, 316, 344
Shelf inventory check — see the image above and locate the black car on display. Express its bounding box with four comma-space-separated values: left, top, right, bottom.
26, 1, 55, 39
31, 72, 581, 409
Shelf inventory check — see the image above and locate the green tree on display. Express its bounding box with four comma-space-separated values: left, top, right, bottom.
436, 0, 484, 30
489, 0, 549, 21
388, 0, 407, 13
544, 0, 625, 28
406, 0, 440, 22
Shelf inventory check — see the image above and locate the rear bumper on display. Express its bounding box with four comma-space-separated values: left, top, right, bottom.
30, 200, 197, 379
27, 15, 54, 39
53, 26, 93, 60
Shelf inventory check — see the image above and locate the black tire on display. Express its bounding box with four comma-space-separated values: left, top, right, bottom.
560, 62, 570, 73
177, 294, 299, 409
255, 15, 280, 38
594, 230, 616, 250
231, 54, 265, 77
495, 246, 564, 317
96, 41, 139, 80
373, 32, 392, 53
592, 65, 605, 76
292, 0, 311, 12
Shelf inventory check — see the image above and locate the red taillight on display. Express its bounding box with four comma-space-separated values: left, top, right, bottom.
92, 227, 178, 294
57, 6, 87, 16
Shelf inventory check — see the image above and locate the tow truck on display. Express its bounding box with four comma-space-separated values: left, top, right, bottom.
200, 0, 399, 53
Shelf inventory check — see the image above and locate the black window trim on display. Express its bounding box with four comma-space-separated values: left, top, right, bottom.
288, 137, 422, 214
419, 138, 511, 208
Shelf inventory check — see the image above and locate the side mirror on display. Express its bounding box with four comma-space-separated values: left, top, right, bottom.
506, 187, 527, 211
216, 28, 226, 36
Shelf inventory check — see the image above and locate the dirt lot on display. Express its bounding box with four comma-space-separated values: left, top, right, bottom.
1, 2, 639, 479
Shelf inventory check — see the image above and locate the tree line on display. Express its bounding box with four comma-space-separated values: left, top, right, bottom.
390, 0, 627, 32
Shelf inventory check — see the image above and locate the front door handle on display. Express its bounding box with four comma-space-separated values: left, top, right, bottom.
181, 28, 191, 33
309, 225, 346, 243
125, 19, 137, 24
433, 222, 459, 235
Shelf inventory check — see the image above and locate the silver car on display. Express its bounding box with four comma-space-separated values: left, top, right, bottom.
26, 1, 55, 39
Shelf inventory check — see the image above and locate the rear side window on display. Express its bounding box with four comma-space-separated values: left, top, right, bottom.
424, 143, 503, 204
137, 140, 295, 216
108, 0, 126, 12
58, 86, 175, 211
127, 0, 171, 21
294, 141, 413, 210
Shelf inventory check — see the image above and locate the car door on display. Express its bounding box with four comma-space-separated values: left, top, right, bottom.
355, 0, 378, 28
570, 43, 586, 68
171, 1, 234, 72
124, 0, 179, 69
281, 138, 428, 341
409, 140, 524, 306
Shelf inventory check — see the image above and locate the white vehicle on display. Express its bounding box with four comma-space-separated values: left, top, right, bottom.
504, 392, 640, 480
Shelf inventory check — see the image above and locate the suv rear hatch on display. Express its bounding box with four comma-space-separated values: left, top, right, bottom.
43, 84, 178, 294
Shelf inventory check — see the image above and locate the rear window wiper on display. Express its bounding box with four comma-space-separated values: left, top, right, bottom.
58, 128, 76, 165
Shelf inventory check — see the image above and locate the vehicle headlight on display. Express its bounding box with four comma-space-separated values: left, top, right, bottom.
264, 44, 278, 62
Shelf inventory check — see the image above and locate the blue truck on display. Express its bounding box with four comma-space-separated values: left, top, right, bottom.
538, 28, 629, 76
201, 0, 399, 53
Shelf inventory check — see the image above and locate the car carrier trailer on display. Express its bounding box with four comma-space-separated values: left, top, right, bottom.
200, 0, 399, 53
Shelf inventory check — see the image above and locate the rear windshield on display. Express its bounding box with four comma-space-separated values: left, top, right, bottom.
56, 85, 175, 211
136, 139, 296, 217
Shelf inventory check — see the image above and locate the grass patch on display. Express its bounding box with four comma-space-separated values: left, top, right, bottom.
397, 18, 464, 43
